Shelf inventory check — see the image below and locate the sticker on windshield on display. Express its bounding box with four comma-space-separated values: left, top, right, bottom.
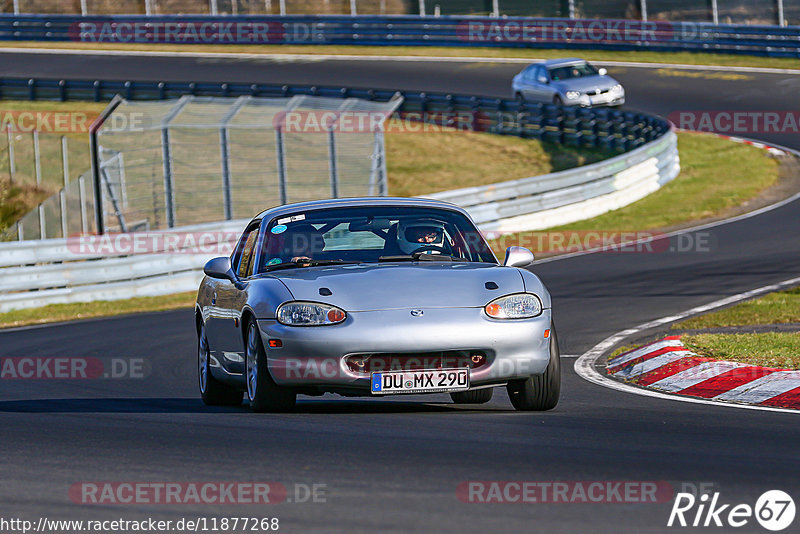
277, 214, 306, 225
267, 258, 282, 265
271, 224, 287, 234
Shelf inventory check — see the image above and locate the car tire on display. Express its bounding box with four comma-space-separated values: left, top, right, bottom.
553, 95, 563, 106
245, 319, 296, 413
506, 326, 561, 411
198, 323, 243, 406
451, 388, 493, 404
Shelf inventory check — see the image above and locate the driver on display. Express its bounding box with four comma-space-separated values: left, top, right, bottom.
396, 220, 447, 255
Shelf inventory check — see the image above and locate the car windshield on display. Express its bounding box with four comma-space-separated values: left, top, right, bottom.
548, 63, 598, 81
257, 206, 496, 272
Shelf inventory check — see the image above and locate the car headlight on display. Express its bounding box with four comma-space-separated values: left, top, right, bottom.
485, 293, 542, 319
277, 302, 347, 326
565, 91, 581, 100
611, 84, 624, 93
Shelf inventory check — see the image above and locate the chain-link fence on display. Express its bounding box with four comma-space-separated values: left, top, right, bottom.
1, 0, 795, 24
102, 95, 400, 234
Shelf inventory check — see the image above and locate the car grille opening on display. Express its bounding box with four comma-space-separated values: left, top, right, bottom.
344, 351, 488, 375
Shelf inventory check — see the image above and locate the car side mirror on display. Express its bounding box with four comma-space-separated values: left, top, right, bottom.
598, 67, 608, 76
537, 76, 549, 84
503, 246, 535, 268
204, 256, 236, 282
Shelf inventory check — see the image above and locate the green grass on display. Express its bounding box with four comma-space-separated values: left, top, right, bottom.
683, 333, 800, 369
489, 131, 780, 254
4, 41, 799, 70
673, 287, 800, 329
385, 118, 608, 196
0, 292, 197, 329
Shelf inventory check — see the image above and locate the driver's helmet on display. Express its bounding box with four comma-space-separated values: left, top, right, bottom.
396, 220, 446, 254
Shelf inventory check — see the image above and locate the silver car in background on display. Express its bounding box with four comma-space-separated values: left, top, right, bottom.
512, 58, 625, 107
195, 197, 560, 413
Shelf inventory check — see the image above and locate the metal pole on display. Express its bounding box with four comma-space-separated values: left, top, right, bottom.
79, 176, 88, 234
33, 131, 42, 187
350, 0, 356, 15
711, 0, 719, 24
80, 0, 88, 15
89, 94, 124, 235
418, 0, 425, 16
279, 0, 286, 15
568, 0, 575, 19
60, 190, 68, 238
640, 0, 647, 21
380, 0, 385, 15
265, 0, 272, 14
13, 0, 19, 15
777, 0, 785, 26
328, 129, 338, 198
38, 206, 45, 239
144, 0, 153, 15
7, 127, 15, 183
210, 0, 219, 15
61, 136, 70, 190
492, 0, 499, 17
161, 128, 175, 228
220, 129, 233, 220
232, 0, 238, 15
275, 126, 288, 205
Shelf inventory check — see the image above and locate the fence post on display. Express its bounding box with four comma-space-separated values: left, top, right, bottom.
711, 0, 719, 24
275, 126, 288, 205
79, 176, 88, 234
328, 128, 339, 198
80, 0, 88, 15
418, 0, 425, 16
279, 0, 286, 15
640, 0, 647, 21
144, 0, 153, 15
33, 131, 42, 187
568, 0, 575, 19
350, 0, 357, 15
90, 95, 124, 235
777, 0, 785, 25
61, 136, 70, 236
13, 0, 19, 15
219, 96, 250, 221
265, 0, 272, 14
159, 96, 191, 229
7, 127, 15, 183
210, 0, 219, 15
492, 0, 499, 17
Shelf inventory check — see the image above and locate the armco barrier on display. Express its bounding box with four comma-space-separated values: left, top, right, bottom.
0, 219, 247, 313
428, 129, 679, 232
0, 14, 799, 57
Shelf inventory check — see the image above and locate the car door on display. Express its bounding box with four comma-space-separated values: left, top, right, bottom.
206, 221, 260, 376
225, 223, 262, 376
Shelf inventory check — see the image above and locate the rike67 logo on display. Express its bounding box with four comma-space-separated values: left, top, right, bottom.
668, 490, 796, 531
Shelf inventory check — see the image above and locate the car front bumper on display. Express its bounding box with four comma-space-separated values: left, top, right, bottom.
258, 307, 552, 392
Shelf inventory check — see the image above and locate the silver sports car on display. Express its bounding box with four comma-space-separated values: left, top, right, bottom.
195, 197, 559, 412
512, 58, 625, 107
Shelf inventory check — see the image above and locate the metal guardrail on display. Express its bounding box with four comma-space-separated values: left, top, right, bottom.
428, 129, 679, 232
0, 14, 798, 57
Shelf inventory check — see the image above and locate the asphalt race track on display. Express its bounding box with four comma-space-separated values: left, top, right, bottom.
1, 51, 800, 533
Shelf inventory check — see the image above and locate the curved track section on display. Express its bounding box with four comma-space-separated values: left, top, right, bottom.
1, 52, 800, 533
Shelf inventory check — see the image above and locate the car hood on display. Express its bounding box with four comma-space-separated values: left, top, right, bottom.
262, 262, 526, 311
554, 75, 619, 93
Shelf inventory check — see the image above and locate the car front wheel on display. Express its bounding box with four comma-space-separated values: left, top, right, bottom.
506, 326, 561, 411
245, 319, 296, 412
198, 323, 243, 406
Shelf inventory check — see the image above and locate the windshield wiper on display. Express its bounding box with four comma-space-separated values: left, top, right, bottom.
264, 259, 361, 271
378, 252, 466, 262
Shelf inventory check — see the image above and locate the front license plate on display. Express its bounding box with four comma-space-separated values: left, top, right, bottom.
371, 368, 470, 395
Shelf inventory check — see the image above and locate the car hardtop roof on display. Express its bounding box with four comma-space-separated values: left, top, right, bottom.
253, 197, 470, 223
537, 58, 588, 68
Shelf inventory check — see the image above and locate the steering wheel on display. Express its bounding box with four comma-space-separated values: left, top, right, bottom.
411, 245, 443, 255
